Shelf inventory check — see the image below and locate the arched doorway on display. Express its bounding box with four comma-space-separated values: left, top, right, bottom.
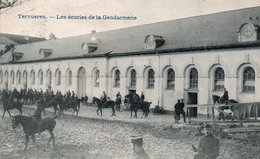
77, 67, 86, 98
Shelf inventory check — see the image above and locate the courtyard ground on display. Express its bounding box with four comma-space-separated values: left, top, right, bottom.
0, 105, 259, 159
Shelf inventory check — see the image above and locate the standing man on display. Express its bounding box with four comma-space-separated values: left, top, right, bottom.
192, 124, 220, 159
116, 92, 122, 111
180, 99, 186, 123
174, 99, 181, 123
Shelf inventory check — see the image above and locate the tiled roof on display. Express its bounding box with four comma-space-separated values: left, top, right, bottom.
0, 33, 46, 44
1, 6, 260, 63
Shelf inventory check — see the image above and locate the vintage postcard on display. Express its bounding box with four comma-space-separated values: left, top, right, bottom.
0, 0, 260, 159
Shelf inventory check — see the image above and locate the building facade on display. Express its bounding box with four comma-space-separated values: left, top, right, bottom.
1, 7, 260, 115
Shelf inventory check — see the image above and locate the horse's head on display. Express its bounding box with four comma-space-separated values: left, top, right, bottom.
92, 97, 99, 104
212, 95, 220, 104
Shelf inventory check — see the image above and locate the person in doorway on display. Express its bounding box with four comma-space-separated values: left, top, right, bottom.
192, 124, 220, 159
131, 135, 150, 159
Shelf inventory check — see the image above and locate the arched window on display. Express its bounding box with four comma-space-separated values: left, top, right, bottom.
55, 70, 61, 85
130, 69, 136, 88
66, 69, 72, 86
114, 70, 120, 87
5, 71, 9, 84
167, 68, 175, 89
38, 70, 43, 85
94, 69, 100, 87
214, 67, 225, 91
243, 67, 255, 92
0, 71, 3, 83
10, 71, 15, 84
147, 69, 155, 88
46, 70, 52, 85
30, 70, 35, 85
189, 68, 198, 89
23, 71, 27, 84
16, 71, 21, 84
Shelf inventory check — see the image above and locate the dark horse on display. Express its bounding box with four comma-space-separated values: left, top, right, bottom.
38, 99, 59, 116
2, 98, 23, 118
125, 93, 140, 118
11, 114, 57, 150
92, 97, 103, 116
139, 101, 152, 117
59, 98, 81, 116
212, 95, 238, 121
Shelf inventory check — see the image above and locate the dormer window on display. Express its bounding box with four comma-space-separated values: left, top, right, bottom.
81, 42, 98, 53
39, 48, 53, 58
12, 52, 23, 61
144, 35, 165, 50
238, 23, 259, 42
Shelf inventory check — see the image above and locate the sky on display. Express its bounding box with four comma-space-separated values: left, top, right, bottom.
1, 0, 260, 38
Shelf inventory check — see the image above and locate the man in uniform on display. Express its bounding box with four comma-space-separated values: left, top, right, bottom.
220, 88, 229, 104
100, 91, 107, 108
116, 92, 122, 111
179, 99, 186, 123
174, 100, 181, 123
192, 124, 220, 159
131, 135, 150, 159
140, 92, 145, 101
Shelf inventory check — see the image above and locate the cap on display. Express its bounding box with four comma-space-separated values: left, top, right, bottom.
131, 135, 143, 146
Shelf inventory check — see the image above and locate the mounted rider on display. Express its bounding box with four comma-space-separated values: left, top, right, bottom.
100, 91, 107, 107
220, 88, 229, 104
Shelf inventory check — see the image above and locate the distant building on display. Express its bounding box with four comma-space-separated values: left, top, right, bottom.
1, 7, 260, 116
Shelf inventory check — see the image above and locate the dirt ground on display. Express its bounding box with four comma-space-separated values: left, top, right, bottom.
0, 106, 259, 159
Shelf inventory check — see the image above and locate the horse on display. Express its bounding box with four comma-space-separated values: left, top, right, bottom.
58, 98, 80, 116
212, 95, 238, 121
2, 98, 23, 118
105, 100, 116, 117
125, 93, 140, 118
92, 97, 103, 116
139, 101, 152, 117
38, 99, 59, 116
11, 114, 57, 150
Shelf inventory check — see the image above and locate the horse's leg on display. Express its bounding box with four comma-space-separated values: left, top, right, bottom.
135, 108, 138, 118
24, 134, 29, 150
96, 108, 99, 116
7, 110, 12, 118
48, 130, 55, 146
100, 108, 103, 117
31, 134, 39, 148
2, 109, 7, 118
19, 108, 22, 115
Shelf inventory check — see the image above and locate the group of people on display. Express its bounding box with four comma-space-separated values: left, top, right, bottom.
174, 99, 186, 123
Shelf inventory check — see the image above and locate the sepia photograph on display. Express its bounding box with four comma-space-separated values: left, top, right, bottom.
0, 0, 260, 158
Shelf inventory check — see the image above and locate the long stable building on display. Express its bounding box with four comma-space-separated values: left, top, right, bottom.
1, 7, 260, 116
